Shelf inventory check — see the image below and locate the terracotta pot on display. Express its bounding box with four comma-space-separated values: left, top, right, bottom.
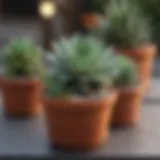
112, 85, 143, 126
1, 78, 42, 117
116, 44, 157, 93
81, 12, 105, 29
44, 91, 117, 151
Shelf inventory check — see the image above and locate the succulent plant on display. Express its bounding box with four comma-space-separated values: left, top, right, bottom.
113, 55, 138, 87
94, 0, 151, 49
3, 39, 45, 79
45, 35, 118, 96
82, 0, 109, 14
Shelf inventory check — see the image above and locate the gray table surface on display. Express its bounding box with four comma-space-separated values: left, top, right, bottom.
0, 78, 160, 158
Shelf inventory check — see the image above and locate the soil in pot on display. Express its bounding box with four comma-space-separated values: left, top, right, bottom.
116, 44, 157, 93
112, 85, 143, 126
1, 78, 42, 117
44, 91, 117, 151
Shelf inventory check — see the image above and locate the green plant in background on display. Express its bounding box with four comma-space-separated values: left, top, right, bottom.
114, 55, 138, 87
137, 0, 160, 25
93, 0, 151, 49
82, 0, 109, 14
136, 0, 160, 44
3, 39, 45, 79
46, 35, 118, 96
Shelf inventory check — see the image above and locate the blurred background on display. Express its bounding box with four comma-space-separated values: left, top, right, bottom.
1, 0, 160, 51
1, 0, 160, 76
0, 0, 82, 49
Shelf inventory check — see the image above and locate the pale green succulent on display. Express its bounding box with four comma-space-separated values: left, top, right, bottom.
46, 35, 118, 96
114, 55, 138, 87
94, 0, 151, 49
3, 39, 45, 78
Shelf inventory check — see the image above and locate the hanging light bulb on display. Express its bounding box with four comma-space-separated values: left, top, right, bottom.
39, 0, 56, 19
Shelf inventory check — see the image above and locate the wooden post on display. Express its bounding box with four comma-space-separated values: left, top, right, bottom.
54, 0, 83, 37
39, 0, 83, 51
0, 0, 3, 18
40, 18, 54, 50
38, 0, 57, 51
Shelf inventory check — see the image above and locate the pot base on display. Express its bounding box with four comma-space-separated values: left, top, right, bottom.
3, 104, 42, 118
112, 120, 138, 127
50, 134, 108, 151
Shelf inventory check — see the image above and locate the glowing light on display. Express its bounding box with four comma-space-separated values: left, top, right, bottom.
39, 0, 56, 19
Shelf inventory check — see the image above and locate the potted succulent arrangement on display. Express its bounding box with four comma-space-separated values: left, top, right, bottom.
112, 55, 143, 126
43, 35, 118, 150
81, 0, 108, 29
95, 0, 157, 93
1, 39, 45, 117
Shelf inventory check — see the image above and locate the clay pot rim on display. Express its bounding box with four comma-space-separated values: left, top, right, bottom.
1, 76, 39, 81
44, 90, 117, 111
115, 43, 156, 50
1, 76, 41, 87
115, 43, 157, 55
44, 91, 117, 112
45, 89, 117, 102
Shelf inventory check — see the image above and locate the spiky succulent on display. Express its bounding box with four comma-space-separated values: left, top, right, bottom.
3, 39, 45, 78
46, 35, 118, 96
83, 0, 109, 14
114, 55, 138, 87
94, 0, 151, 49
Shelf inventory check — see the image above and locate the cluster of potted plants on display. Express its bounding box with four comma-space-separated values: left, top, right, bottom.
0, 0, 156, 152
0, 34, 143, 151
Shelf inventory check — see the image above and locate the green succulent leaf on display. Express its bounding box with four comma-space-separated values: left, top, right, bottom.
113, 55, 138, 87
46, 35, 118, 96
3, 39, 45, 79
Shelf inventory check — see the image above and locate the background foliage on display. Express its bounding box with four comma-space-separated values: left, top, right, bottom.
137, 0, 160, 45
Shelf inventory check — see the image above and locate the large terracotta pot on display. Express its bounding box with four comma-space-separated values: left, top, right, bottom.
44, 91, 117, 151
116, 44, 157, 93
112, 85, 143, 126
1, 78, 42, 117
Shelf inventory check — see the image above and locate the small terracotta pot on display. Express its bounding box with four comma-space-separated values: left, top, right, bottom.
81, 12, 105, 29
1, 78, 42, 117
112, 85, 143, 126
116, 44, 157, 93
44, 91, 117, 151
